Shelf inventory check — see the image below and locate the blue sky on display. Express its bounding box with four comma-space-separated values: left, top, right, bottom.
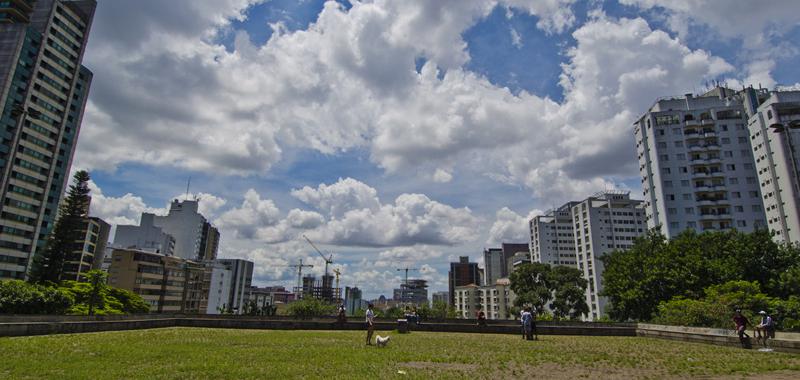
78, 0, 800, 299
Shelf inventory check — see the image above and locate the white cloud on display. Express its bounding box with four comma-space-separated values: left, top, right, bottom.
291, 177, 381, 219
87, 180, 165, 226
509, 26, 523, 49
215, 189, 281, 239
486, 207, 539, 245
432, 168, 453, 183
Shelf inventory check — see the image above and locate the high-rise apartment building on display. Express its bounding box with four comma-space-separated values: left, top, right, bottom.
572, 191, 645, 321
743, 88, 800, 243
151, 199, 219, 261
345, 286, 364, 315
482, 248, 503, 285
60, 215, 108, 281
448, 256, 480, 306
634, 87, 767, 238
0, 0, 96, 280
530, 202, 579, 266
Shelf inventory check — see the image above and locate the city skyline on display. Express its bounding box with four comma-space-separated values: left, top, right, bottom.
65, 1, 800, 299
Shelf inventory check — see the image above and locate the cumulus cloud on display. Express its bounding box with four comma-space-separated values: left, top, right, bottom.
291, 177, 381, 219
432, 168, 453, 183
215, 189, 281, 239
486, 207, 539, 245
87, 180, 163, 226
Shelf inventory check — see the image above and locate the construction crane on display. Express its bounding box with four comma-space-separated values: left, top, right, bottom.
332, 268, 342, 302
396, 267, 418, 304
287, 259, 314, 289
302, 235, 333, 279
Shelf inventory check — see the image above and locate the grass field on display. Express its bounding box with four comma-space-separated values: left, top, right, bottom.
1, 328, 799, 379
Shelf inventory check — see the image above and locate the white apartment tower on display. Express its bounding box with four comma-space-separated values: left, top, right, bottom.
572, 191, 645, 321
530, 201, 579, 267
152, 199, 219, 261
743, 88, 800, 243
634, 87, 767, 237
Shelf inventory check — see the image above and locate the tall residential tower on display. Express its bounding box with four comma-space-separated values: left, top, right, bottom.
634, 87, 767, 238
0, 0, 96, 280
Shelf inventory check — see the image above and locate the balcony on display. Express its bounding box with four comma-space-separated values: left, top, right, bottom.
691, 170, 724, 180
695, 196, 729, 206
687, 144, 721, 152
701, 119, 715, 126
699, 212, 732, 221
685, 119, 701, 127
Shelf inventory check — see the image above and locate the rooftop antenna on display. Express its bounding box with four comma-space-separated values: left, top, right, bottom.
185, 177, 192, 200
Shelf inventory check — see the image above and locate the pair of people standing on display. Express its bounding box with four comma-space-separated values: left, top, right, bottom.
521, 307, 536, 340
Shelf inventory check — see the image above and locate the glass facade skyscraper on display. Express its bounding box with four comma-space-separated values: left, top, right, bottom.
0, 0, 96, 280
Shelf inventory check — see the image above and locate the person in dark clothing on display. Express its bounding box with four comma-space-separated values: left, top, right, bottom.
733, 309, 750, 348
476, 306, 486, 327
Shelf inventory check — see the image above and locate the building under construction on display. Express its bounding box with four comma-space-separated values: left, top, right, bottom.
293, 274, 341, 303
393, 279, 429, 305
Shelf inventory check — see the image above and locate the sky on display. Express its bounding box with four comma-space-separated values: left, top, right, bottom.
76, 0, 800, 299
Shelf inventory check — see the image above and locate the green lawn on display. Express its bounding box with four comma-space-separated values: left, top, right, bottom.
1, 328, 798, 379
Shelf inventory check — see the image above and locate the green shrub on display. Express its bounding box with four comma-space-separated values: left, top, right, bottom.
0, 280, 73, 314
286, 298, 335, 319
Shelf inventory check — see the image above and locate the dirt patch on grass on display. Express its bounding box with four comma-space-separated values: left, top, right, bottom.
698, 370, 800, 380
400, 361, 479, 371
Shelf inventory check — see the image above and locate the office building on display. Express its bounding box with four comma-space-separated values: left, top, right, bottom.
743, 88, 800, 243
431, 291, 448, 305
215, 258, 253, 314
151, 199, 219, 261
634, 87, 767, 237
509, 251, 530, 271
345, 286, 364, 315
572, 191, 646, 321
0, 0, 96, 280
113, 213, 175, 255
448, 256, 480, 306
107, 248, 205, 313
393, 279, 428, 305
60, 215, 108, 281
530, 202, 580, 266
482, 248, 503, 286
501, 243, 529, 276
453, 278, 515, 320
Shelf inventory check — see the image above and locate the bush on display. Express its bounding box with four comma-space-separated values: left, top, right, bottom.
0, 280, 73, 314
59, 271, 149, 316
286, 298, 335, 319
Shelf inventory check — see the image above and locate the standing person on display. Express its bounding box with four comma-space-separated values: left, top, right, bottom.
365, 304, 375, 346
337, 303, 346, 325
476, 306, 486, 327
521, 307, 533, 340
732, 309, 750, 348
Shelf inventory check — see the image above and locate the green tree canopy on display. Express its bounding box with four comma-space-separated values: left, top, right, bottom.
510, 263, 589, 320
601, 228, 800, 321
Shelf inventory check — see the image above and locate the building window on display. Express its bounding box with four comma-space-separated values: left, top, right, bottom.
674, 141, 683, 148
732, 192, 741, 199
668, 208, 677, 215
726, 164, 736, 171
729, 178, 738, 185
677, 153, 686, 160
669, 222, 679, 229
685, 207, 694, 214
737, 220, 747, 227
681, 180, 690, 187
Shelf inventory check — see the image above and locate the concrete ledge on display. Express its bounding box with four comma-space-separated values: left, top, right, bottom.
637, 323, 800, 354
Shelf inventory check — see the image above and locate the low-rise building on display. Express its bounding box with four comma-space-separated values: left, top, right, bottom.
453, 278, 515, 320
107, 248, 206, 313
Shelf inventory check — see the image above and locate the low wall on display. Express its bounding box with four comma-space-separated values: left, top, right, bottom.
0, 315, 636, 338
636, 323, 800, 353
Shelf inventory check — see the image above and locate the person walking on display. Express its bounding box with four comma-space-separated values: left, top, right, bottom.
521, 307, 533, 341
365, 303, 375, 346
732, 309, 750, 348
476, 306, 486, 327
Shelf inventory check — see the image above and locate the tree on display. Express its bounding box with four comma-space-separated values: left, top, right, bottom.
85, 270, 107, 316
510, 263, 553, 315
286, 298, 335, 319
548, 265, 589, 320
29, 170, 92, 284
0, 280, 73, 314
601, 228, 800, 321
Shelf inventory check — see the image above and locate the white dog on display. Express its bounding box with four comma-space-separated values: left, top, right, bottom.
375, 335, 391, 347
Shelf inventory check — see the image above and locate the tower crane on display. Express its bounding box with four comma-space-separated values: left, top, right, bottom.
302, 235, 334, 300
396, 267, 418, 304
286, 259, 314, 289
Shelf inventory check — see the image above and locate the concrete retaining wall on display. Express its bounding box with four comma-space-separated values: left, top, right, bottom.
636, 323, 800, 353
0, 315, 637, 338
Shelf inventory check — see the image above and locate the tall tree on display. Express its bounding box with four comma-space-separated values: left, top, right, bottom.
549, 265, 589, 320
29, 170, 91, 284
510, 263, 553, 315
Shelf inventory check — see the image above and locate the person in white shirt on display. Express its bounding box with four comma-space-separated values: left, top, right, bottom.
755, 310, 774, 347
365, 303, 375, 345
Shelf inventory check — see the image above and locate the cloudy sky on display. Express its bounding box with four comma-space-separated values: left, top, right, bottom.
77, 0, 800, 299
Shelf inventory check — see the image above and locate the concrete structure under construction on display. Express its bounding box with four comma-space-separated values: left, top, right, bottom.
0, 0, 96, 280
743, 88, 800, 243
448, 256, 480, 306
634, 87, 767, 238
572, 191, 645, 321
393, 279, 428, 306
453, 278, 515, 320
107, 248, 205, 313
530, 202, 580, 267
